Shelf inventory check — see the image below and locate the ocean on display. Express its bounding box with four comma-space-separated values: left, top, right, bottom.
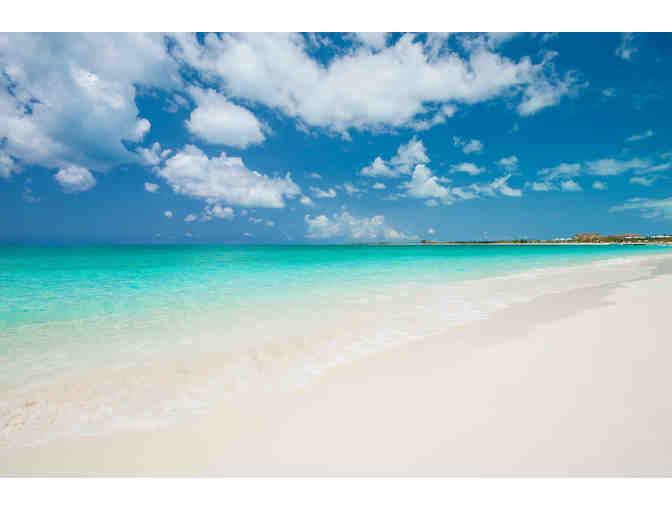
1, 244, 669, 445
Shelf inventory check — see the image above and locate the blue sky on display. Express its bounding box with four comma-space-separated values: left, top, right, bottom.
2, 32, 672, 244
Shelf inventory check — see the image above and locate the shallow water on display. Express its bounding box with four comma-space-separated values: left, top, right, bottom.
1, 244, 670, 446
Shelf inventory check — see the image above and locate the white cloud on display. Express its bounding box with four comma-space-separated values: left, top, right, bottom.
243, 232, 253, 237
615, 33, 638, 61
310, 186, 337, 198
137, 142, 163, 167
53, 165, 96, 193
610, 197, 672, 220
306, 172, 321, 179
299, 195, 314, 206
171, 33, 580, 134
560, 179, 582, 192
352, 32, 389, 51
361, 137, 430, 178
451, 162, 485, 175
629, 176, 657, 187
529, 181, 552, 192
0, 151, 22, 179
157, 145, 300, 208
144, 182, 159, 193
361, 157, 394, 178
389, 137, 431, 174
249, 217, 274, 227
638, 162, 671, 174
586, 158, 649, 176
0, 33, 180, 184
592, 180, 607, 190
305, 211, 412, 241
602, 88, 616, 97
184, 214, 198, 222
532, 158, 655, 191
453, 136, 484, 154
402, 164, 454, 205
497, 155, 519, 172
372, 182, 386, 190
344, 182, 364, 195
203, 204, 234, 220
408, 104, 457, 131
484, 174, 523, 197
428, 228, 435, 234
185, 86, 266, 148
402, 163, 521, 204
530, 162, 581, 191
164, 210, 173, 218
626, 129, 654, 142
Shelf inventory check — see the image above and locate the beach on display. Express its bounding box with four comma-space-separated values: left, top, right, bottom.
2, 246, 672, 476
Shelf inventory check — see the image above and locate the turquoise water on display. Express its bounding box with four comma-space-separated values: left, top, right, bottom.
1, 244, 669, 389
1, 244, 669, 330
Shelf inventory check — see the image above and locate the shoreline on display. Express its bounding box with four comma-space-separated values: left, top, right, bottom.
3, 251, 672, 475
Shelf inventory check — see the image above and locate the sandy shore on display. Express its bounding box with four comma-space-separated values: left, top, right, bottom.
3, 254, 672, 476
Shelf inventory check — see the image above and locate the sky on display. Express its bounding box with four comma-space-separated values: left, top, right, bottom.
2, 32, 672, 244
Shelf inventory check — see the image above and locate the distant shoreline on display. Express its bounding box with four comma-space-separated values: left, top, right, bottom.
415, 241, 672, 246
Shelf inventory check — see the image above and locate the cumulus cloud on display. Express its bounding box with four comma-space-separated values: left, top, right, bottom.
531, 156, 659, 191
610, 197, 672, 220
305, 211, 412, 241
372, 182, 386, 190
615, 33, 638, 61
157, 145, 300, 208
497, 155, 519, 172
451, 162, 485, 176
453, 136, 484, 154
203, 204, 234, 220
361, 137, 429, 178
144, 182, 159, 193
402, 163, 521, 204
0, 150, 22, 179
185, 86, 266, 148
170, 33, 580, 134
164, 210, 173, 218
310, 186, 337, 198
560, 179, 582, 192
0, 33, 180, 186
585, 158, 649, 176
351, 32, 389, 51
54, 165, 96, 193
184, 214, 198, 222
299, 195, 314, 207
626, 129, 654, 142
344, 182, 364, 195
402, 164, 454, 205
137, 142, 173, 167
592, 180, 607, 190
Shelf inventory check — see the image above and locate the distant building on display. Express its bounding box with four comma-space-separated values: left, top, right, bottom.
622, 233, 645, 240
573, 232, 600, 241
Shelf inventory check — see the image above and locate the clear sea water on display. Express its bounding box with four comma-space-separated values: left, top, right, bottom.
0, 244, 669, 390
2, 243, 672, 445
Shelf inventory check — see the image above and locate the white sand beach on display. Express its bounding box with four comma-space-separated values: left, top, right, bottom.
2, 253, 672, 476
